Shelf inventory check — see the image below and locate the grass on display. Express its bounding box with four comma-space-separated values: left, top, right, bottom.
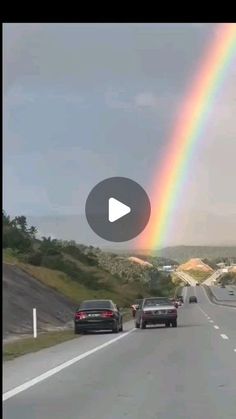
3, 330, 79, 361
2, 248, 19, 264
17, 263, 152, 308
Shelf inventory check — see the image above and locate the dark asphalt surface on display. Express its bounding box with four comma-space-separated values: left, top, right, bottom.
3, 286, 236, 419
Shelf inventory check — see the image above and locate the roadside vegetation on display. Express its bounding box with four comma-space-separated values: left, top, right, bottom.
3, 330, 79, 361
3, 211, 178, 308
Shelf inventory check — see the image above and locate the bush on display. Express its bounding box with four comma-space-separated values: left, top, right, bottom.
62, 245, 98, 266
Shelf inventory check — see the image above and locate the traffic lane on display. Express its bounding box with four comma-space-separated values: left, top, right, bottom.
3, 319, 135, 393
4, 304, 236, 419
195, 286, 236, 347
210, 286, 236, 302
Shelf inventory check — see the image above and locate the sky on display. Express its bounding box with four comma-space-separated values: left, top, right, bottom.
3, 23, 236, 249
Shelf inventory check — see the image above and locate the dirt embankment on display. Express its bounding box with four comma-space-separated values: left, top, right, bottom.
177, 258, 213, 272
3, 263, 77, 340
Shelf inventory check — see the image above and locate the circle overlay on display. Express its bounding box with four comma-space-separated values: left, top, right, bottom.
85, 177, 151, 242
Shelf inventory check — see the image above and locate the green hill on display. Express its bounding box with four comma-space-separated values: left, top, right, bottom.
3, 211, 177, 308
156, 246, 236, 263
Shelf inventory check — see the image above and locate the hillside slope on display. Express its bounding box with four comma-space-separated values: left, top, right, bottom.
3, 263, 76, 339
158, 246, 236, 262
177, 258, 213, 272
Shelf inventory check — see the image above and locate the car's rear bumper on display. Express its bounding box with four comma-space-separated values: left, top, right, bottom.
74, 319, 116, 331
142, 314, 177, 324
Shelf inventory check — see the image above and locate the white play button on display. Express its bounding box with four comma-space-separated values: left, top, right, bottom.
108, 197, 131, 223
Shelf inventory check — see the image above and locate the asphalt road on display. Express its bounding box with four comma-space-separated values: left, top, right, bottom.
3, 286, 236, 419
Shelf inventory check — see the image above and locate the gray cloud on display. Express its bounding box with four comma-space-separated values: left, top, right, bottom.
3, 23, 236, 247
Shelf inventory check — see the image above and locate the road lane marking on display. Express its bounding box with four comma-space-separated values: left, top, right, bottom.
220, 334, 229, 340
198, 306, 232, 344
3, 328, 135, 402
197, 306, 209, 317
234, 349, 236, 352
182, 287, 188, 302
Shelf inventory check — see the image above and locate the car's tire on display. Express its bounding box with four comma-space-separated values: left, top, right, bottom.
112, 321, 119, 333
165, 322, 170, 328
140, 318, 146, 329
135, 321, 140, 328
172, 320, 177, 328
74, 325, 80, 334
119, 322, 123, 332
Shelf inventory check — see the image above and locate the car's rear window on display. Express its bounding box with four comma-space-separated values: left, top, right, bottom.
144, 298, 171, 307
78, 300, 112, 310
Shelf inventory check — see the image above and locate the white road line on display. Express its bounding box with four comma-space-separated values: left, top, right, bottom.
220, 334, 229, 340
197, 306, 209, 317
3, 328, 135, 402
198, 307, 232, 346
182, 287, 188, 302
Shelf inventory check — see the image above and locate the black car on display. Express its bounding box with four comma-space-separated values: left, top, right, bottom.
74, 299, 123, 334
189, 296, 198, 303
135, 297, 178, 329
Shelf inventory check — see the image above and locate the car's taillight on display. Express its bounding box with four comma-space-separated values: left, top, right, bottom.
75, 311, 87, 319
168, 309, 177, 314
101, 310, 114, 318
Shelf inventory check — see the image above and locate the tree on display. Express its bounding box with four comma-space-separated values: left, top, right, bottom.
28, 225, 38, 238
13, 216, 28, 232
2, 210, 11, 226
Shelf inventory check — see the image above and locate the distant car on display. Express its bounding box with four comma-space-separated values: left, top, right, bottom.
189, 296, 198, 303
228, 290, 234, 295
74, 299, 123, 334
196, 282, 200, 286
135, 297, 177, 329
220, 284, 226, 288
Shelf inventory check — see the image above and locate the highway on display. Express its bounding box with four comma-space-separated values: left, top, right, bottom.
3, 286, 236, 419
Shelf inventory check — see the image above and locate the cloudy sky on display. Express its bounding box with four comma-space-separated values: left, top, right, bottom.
3, 23, 236, 249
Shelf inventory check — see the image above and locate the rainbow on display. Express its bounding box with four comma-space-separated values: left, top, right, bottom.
138, 23, 236, 252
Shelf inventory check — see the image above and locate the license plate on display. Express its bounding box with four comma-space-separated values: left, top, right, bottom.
88, 313, 100, 317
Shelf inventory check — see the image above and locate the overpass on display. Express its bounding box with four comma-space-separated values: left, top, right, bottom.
203, 269, 224, 286
175, 271, 197, 286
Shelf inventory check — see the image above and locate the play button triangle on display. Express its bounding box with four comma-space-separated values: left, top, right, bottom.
108, 197, 131, 223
